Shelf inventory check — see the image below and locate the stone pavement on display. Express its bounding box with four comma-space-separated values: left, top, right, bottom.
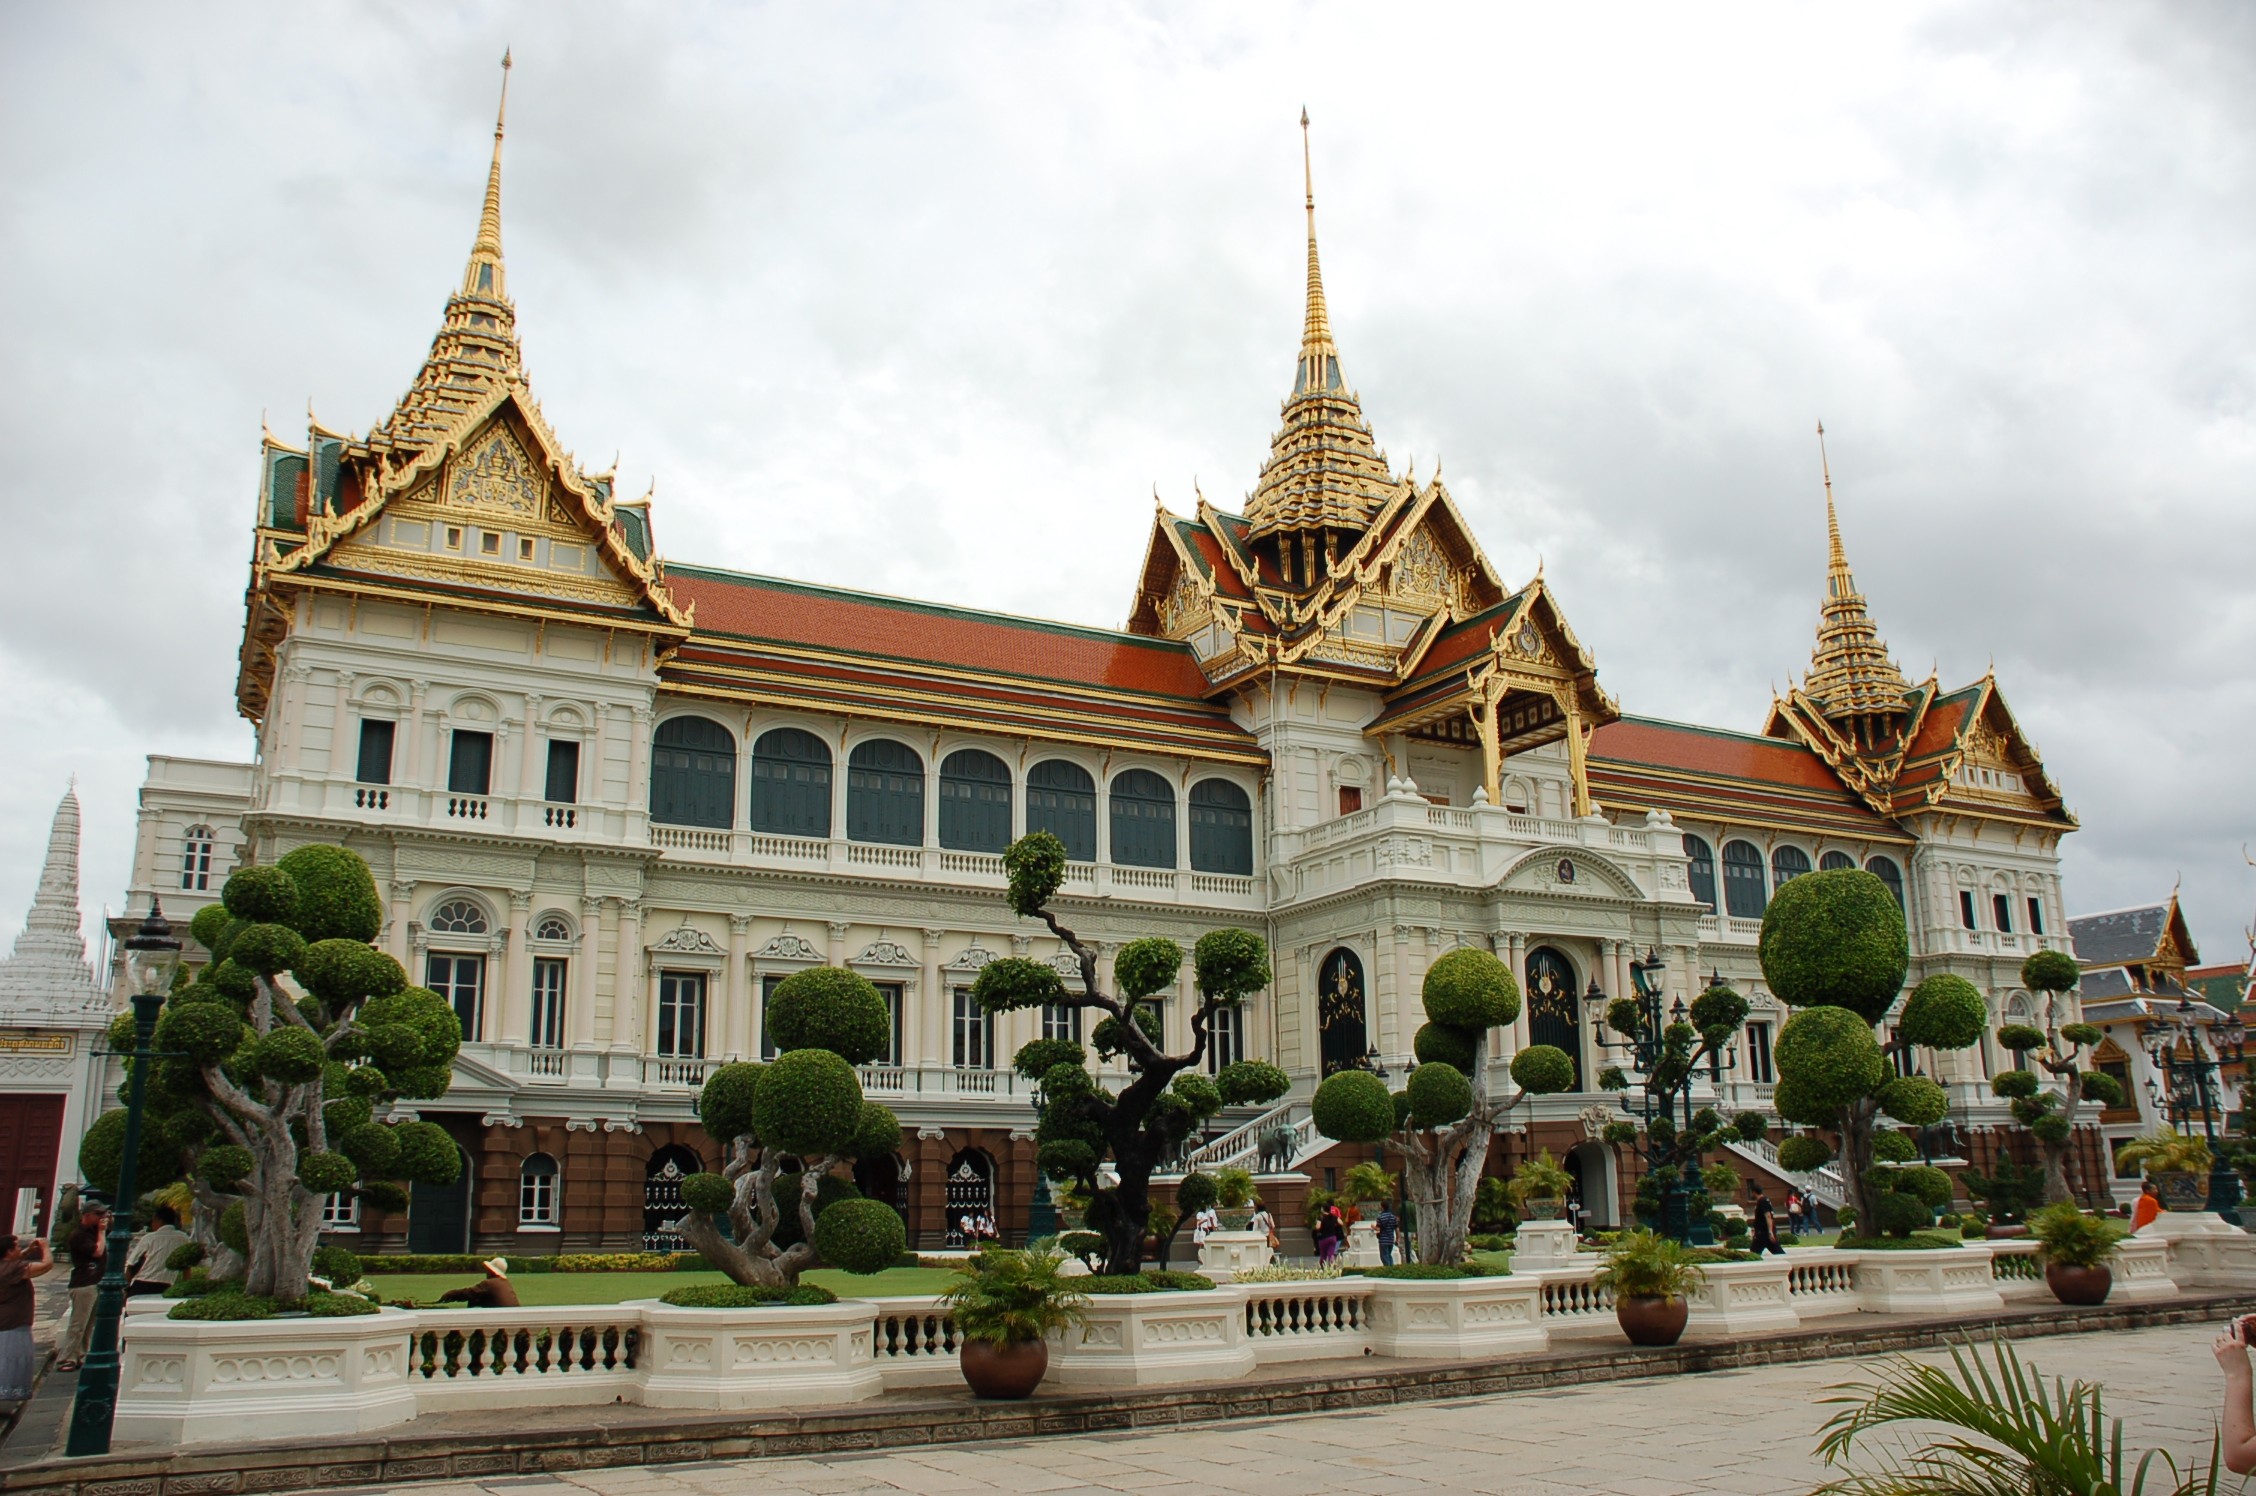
317, 1321, 2237, 1496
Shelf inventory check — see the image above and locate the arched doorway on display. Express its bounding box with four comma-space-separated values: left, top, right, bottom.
1524, 946, 1583, 1090
1565, 1142, 1619, 1229
943, 1149, 994, 1246
1317, 947, 1368, 1076
408, 1144, 473, 1254
644, 1144, 703, 1251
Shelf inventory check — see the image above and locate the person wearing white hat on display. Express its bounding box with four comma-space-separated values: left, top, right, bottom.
438, 1257, 520, 1309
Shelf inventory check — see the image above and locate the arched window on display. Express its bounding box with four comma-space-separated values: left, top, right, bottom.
643, 1145, 702, 1251
425, 899, 490, 1040
1772, 845, 1812, 888
1721, 840, 1767, 919
1820, 850, 1855, 872
533, 914, 574, 943
847, 739, 924, 846
748, 727, 831, 837
651, 716, 736, 829
180, 826, 215, 892
938, 749, 1011, 853
1682, 834, 1716, 910
1027, 760, 1096, 862
1109, 769, 1176, 869
429, 899, 489, 935
1188, 780, 1252, 875
1865, 855, 1906, 910
519, 1152, 558, 1226
1524, 947, 1583, 1090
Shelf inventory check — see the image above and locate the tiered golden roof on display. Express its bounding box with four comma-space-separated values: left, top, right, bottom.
1241, 112, 1397, 545
1799, 424, 1912, 742
368, 52, 524, 458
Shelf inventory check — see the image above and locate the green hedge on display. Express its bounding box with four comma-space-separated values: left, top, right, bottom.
1078, 1270, 1215, 1294
658, 1283, 837, 1308
1833, 1231, 1962, 1251
169, 1289, 381, 1320
359, 1252, 712, 1275
1351, 1263, 1475, 1280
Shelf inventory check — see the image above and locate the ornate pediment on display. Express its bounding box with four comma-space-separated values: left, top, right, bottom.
855, 940, 917, 968
755, 933, 824, 962
651, 924, 723, 955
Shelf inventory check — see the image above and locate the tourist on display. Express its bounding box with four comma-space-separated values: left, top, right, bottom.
1190, 1203, 1219, 1248
0, 1235, 57, 1403
438, 1257, 521, 1309
1249, 1199, 1278, 1252
2210, 1315, 2256, 1474
1785, 1190, 1805, 1235
957, 1212, 977, 1246
57, 1202, 108, 1371
1314, 1204, 1345, 1265
124, 1205, 190, 1297
2131, 1180, 2163, 1232
1749, 1187, 1786, 1257
1375, 1202, 1400, 1266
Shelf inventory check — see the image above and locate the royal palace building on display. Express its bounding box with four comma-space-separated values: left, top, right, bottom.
120, 82, 2100, 1254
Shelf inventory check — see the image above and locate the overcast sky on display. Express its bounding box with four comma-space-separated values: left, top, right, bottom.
1, 3, 2251, 970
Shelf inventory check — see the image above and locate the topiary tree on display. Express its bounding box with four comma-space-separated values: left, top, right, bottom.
1307, 947, 1576, 1264
968, 832, 1290, 1276
141, 847, 463, 1304
1593, 974, 1764, 1242
668, 966, 908, 1286
1760, 869, 1985, 1231
1988, 948, 2106, 1206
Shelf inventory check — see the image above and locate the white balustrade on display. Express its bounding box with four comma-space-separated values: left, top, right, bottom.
1240, 1280, 1374, 1362
409, 1306, 644, 1412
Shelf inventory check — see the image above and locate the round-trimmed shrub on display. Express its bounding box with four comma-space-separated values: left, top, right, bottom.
77, 1107, 183, 1196
1405, 1061, 1474, 1127
750, 1048, 865, 1157
1758, 869, 1909, 1022
1776, 1134, 1833, 1173
189, 902, 235, 953
1170, 1071, 1222, 1117
1013, 1038, 1086, 1082
1413, 1021, 1478, 1072
1004, 831, 1070, 916
274, 845, 383, 943
1113, 937, 1185, 1000
680, 1171, 736, 1215
1899, 974, 1987, 1051
311, 1244, 362, 1284
293, 940, 407, 1006
698, 1062, 764, 1143
226, 922, 307, 978
769, 1172, 861, 1249
1889, 1164, 1954, 1208
165, 1241, 206, 1274
1174, 1172, 1219, 1214
1870, 1130, 1918, 1164
297, 1150, 357, 1194
170, 1291, 275, 1322
323, 1096, 373, 1137
969, 956, 1067, 1014
393, 1121, 462, 1184
2031, 1113, 2072, 1144
338, 1122, 400, 1178
2022, 948, 2080, 994
766, 967, 892, 1065
1772, 1007, 1886, 1124
813, 1197, 907, 1273
1991, 1069, 2039, 1100
1509, 1044, 1577, 1096
1038, 1140, 1096, 1179
2079, 1070, 2125, 1108
1422, 948, 1520, 1030
1872, 1191, 1931, 1239
1215, 1059, 1289, 1106
1878, 1075, 1949, 1128
2059, 1022, 2103, 1049
1193, 927, 1271, 1000
1040, 1060, 1095, 1103
1688, 983, 1749, 1034
850, 1102, 903, 1159
221, 865, 299, 925
253, 1026, 326, 1084
1997, 1025, 2047, 1056
1311, 1068, 1396, 1144
207, 959, 257, 1001
157, 1002, 245, 1064
659, 1282, 837, 1308
219, 1200, 250, 1254
198, 1143, 256, 1189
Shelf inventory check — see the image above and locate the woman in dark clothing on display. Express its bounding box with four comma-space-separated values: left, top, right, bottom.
0, 1234, 58, 1402
1750, 1187, 1786, 1256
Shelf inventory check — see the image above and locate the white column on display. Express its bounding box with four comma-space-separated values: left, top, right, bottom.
571, 899, 602, 1049
519, 694, 544, 800
387, 879, 416, 967
827, 920, 850, 968
923, 928, 947, 1068
501, 891, 531, 1045
726, 915, 751, 1060
627, 706, 653, 837
614, 901, 644, 1052
1506, 932, 1529, 1057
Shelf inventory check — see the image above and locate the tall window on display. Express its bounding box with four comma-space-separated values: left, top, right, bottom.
1682, 834, 1716, 909
1110, 769, 1176, 869
179, 826, 214, 892
544, 740, 580, 804
1772, 845, 1812, 888
1819, 850, 1855, 872
847, 739, 924, 845
1993, 893, 2014, 933
650, 716, 735, 829
355, 720, 395, 785
1027, 760, 1096, 861
658, 971, 708, 1058
938, 749, 1011, 853
448, 730, 494, 796
1866, 856, 1905, 910
1745, 1021, 1774, 1083
759, 974, 785, 1059
530, 956, 568, 1048
868, 981, 905, 1066
748, 728, 831, 837
1207, 1004, 1245, 1072
321, 1193, 359, 1229
519, 1153, 558, 1226
1188, 780, 1253, 875
1887, 1030, 1918, 1080
2027, 896, 2045, 936
1959, 890, 1979, 930
426, 953, 486, 1041
1721, 840, 1767, 918
952, 987, 992, 1069
1042, 1002, 1081, 1043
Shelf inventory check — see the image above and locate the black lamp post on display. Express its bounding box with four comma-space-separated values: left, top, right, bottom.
1591, 950, 1732, 1245
2139, 997, 2245, 1225
66, 899, 182, 1458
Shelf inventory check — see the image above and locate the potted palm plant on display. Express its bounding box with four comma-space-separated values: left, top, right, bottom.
1593, 1228, 1707, 1347
1213, 1167, 1257, 1229
937, 1245, 1090, 1399
1506, 1149, 1574, 1222
2027, 1201, 2128, 1305
2113, 1127, 2212, 1211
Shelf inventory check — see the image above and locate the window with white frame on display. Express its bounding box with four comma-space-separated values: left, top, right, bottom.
180, 826, 214, 892
519, 1152, 559, 1226
320, 1192, 359, 1230
952, 987, 992, 1069
658, 971, 708, 1058
1745, 1021, 1775, 1084
868, 981, 904, 1066
1206, 1003, 1244, 1072
426, 952, 486, 1041
759, 973, 785, 1059
534, 914, 573, 942
1042, 1002, 1081, 1043
530, 956, 568, 1049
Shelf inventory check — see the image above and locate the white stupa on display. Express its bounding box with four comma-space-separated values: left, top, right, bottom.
0, 785, 106, 1024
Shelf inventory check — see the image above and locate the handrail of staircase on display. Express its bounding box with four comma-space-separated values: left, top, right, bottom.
1728, 1136, 1846, 1210
1183, 1098, 1304, 1172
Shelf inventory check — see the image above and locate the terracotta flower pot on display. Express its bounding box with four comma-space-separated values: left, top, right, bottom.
1984, 1223, 2029, 1240
959, 1337, 1049, 1399
1615, 1293, 1689, 1347
2044, 1263, 2113, 1306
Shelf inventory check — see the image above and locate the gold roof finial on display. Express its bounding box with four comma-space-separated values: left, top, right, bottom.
464, 49, 512, 299
1297, 106, 1336, 387
1800, 421, 1912, 737
1818, 419, 1849, 588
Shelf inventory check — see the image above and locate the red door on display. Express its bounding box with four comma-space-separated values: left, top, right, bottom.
0, 1096, 66, 1237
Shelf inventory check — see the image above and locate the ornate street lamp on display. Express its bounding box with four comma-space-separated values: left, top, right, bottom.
66, 900, 182, 1458
2138, 996, 2246, 1225
1591, 950, 1736, 1245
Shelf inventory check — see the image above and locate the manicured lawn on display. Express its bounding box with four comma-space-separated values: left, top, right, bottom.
366, 1264, 963, 1307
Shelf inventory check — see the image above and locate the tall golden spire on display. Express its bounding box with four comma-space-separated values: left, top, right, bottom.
370, 52, 525, 457
1800, 422, 1913, 749
1243, 109, 1395, 549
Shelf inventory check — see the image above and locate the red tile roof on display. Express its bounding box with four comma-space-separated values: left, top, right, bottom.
1590, 717, 1908, 839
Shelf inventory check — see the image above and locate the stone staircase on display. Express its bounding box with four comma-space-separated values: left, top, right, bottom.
1172, 1098, 1329, 1176
1725, 1136, 1846, 1211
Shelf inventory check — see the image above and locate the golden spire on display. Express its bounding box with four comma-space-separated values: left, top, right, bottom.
1298, 106, 1337, 388
1800, 422, 1912, 749
463, 49, 511, 298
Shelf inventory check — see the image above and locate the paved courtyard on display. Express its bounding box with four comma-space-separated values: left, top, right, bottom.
332, 1321, 2236, 1496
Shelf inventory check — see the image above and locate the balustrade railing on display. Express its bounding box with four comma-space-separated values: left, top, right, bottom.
409, 1306, 642, 1402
